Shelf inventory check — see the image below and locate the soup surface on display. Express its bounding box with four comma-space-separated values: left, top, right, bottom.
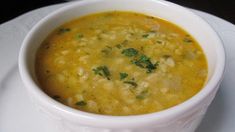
35, 11, 208, 115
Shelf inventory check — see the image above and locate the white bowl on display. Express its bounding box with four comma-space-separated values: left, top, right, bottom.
18, 0, 225, 132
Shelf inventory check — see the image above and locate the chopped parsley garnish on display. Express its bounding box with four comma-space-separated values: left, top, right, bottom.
75, 101, 87, 106
146, 63, 158, 73
131, 55, 158, 73
124, 81, 138, 87
121, 47, 158, 73
136, 90, 148, 99
76, 34, 84, 39
120, 72, 128, 80
183, 38, 193, 43
142, 30, 157, 38
156, 40, 163, 44
183, 35, 193, 43
142, 34, 149, 38
57, 28, 70, 34
93, 65, 111, 80
122, 48, 139, 57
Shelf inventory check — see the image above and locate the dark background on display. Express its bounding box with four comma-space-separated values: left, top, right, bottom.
0, 0, 235, 24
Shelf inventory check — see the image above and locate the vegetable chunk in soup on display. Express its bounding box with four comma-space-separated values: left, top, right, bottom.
35, 11, 208, 115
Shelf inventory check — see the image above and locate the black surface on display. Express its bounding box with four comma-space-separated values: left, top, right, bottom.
170, 0, 235, 24
0, 0, 65, 24
0, 0, 234, 24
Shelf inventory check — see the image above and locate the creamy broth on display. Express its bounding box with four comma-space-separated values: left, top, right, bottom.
35, 11, 208, 115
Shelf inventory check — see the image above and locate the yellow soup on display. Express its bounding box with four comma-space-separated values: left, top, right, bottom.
35, 11, 208, 116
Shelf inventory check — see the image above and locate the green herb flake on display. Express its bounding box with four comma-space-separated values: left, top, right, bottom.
136, 90, 148, 99
131, 55, 158, 73
75, 101, 87, 106
57, 28, 71, 34
146, 63, 158, 73
142, 34, 149, 38
121, 47, 158, 73
120, 72, 128, 80
122, 48, 139, 57
93, 66, 111, 80
124, 81, 138, 87
183, 36, 193, 43
156, 40, 163, 44
131, 59, 144, 68
139, 55, 149, 62
76, 34, 84, 39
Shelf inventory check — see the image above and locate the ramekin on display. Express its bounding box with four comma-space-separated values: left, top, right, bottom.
18, 0, 225, 132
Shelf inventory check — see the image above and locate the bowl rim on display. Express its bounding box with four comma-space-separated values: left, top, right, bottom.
18, 0, 226, 125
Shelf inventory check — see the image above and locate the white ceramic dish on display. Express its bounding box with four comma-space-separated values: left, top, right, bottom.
17, 0, 225, 132
1, 2, 235, 132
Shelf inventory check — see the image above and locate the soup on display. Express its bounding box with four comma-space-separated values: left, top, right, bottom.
35, 11, 208, 116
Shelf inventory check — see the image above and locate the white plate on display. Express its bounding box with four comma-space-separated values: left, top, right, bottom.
0, 3, 235, 132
